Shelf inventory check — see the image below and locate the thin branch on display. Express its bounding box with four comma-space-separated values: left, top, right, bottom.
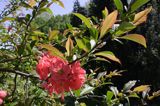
0, 68, 38, 79
11, 74, 17, 96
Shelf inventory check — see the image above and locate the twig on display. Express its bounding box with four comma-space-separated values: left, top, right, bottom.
0, 68, 38, 79
11, 74, 17, 96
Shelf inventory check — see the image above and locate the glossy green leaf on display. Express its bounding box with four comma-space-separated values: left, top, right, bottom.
115, 22, 136, 36
76, 38, 89, 52
100, 10, 118, 38
40, 44, 65, 59
113, 0, 123, 12
95, 51, 121, 64
73, 13, 92, 28
130, 0, 150, 13
119, 34, 147, 48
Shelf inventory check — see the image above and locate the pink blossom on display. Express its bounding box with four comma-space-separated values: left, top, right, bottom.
0, 98, 3, 105
36, 53, 85, 96
0, 90, 7, 99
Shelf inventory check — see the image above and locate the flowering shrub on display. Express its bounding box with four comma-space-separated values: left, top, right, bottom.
36, 52, 85, 98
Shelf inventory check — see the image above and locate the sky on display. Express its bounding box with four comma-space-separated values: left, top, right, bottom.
0, 0, 90, 15
51, 0, 89, 15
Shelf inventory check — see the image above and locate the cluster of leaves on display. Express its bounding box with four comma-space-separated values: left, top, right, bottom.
0, 0, 160, 105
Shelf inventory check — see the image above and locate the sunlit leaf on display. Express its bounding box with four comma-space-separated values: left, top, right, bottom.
28, 0, 36, 7
80, 85, 94, 96
52, 0, 64, 8
73, 13, 92, 28
65, 36, 74, 56
133, 85, 150, 92
118, 34, 147, 48
123, 80, 137, 93
130, 0, 150, 13
110, 86, 119, 97
39, 44, 65, 59
133, 6, 152, 25
38, 8, 53, 15
113, 0, 123, 12
95, 51, 121, 64
100, 10, 118, 38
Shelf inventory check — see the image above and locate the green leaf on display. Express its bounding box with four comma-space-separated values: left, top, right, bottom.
130, 0, 150, 13
118, 34, 147, 48
80, 85, 94, 96
113, 0, 123, 12
73, 13, 92, 28
89, 27, 99, 41
95, 51, 121, 64
76, 38, 89, 52
39, 44, 65, 59
123, 80, 137, 93
114, 22, 136, 36
102, 7, 108, 18
0, 17, 15, 22
100, 10, 118, 38
106, 91, 114, 103
39, 8, 53, 15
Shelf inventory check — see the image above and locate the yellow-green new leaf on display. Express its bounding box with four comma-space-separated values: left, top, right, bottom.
65, 37, 74, 56
28, 0, 36, 7
52, 0, 64, 8
100, 10, 118, 38
133, 85, 150, 92
95, 51, 121, 64
102, 7, 109, 18
48, 29, 59, 40
39, 44, 65, 59
73, 13, 92, 28
119, 34, 146, 48
133, 6, 152, 26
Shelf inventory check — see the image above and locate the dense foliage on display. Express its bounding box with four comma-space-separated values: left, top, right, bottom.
0, 0, 160, 106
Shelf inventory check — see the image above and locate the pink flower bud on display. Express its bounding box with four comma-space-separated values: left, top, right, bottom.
0, 90, 7, 99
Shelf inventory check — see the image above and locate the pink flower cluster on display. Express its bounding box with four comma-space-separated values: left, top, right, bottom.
0, 90, 7, 105
36, 53, 85, 97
